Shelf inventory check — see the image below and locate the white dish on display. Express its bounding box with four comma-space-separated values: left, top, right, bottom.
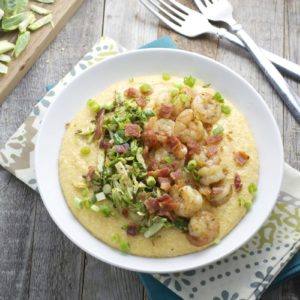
35, 49, 284, 273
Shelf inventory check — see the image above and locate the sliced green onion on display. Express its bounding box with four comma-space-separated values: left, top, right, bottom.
90, 204, 101, 213
136, 147, 147, 169
162, 73, 171, 81
97, 149, 105, 172
0, 63, 8, 74
0, 40, 15, 55
111, 233, 121, 243
2, 12, 28, 31
221, 105, 231, 115
187, 160, 197, 171
179, 94, 188, 104
0, 54, 11, 63
30, 4, 51, 15
80, 146, 91, 156
170, 88, 179, 97
95, 192, 106, 201
144, 222, 165, 238
19, 12, 36, 32
81, 187, 89, 197
140, 83, 152, 94
203, 83, 211, 88
14, 31, 30, 58
99, 204, 112, 217
0, 9, 4, 21
212, 125, 224, 135
119, 240, 130, 253
15, 0, 29, 14
248, 183, 257, 195
128, 77, 134, 83
146, 176, 156, 187
163, 155, 173, 164
86, 99, 100, 112
74, 197, 84, 209
73, 181, 87, 189
28, 14, 52, 31
238, 197, 252, 209
183, 75, 196, 88
103, 184, 112, 194
176, 83, 183, 90
213, 92, 224, 103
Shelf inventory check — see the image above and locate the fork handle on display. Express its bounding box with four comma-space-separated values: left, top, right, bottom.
231, 26, 300, 123
218, 29, 300, 82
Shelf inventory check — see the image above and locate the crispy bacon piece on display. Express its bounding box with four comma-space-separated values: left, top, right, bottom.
198, 186, 212, 197
121, 208, 129, 218
86, 166, 96, 182
94, 108, 105, 140
144, 199, 160, 214
124, 87, 140, 98
206, 146, 219, 158
234, 151, 250, 166
148, 167, 171, 178
158, 210, 175, 221
127, 224, 139, 236
124, 123, 141, 138
147, 159, 159, 171
167, 135, 181, 148
234, 174, 243, 192
158, 177, 171, 191
159, 104, 173, 119
136, 96, 147, 108
170, 169, 183, 181
100, 139, 112, 149
157, 195, 178, 211
114, 143, 130, 153
142, 130, 160, 148
206, 134, 223, 145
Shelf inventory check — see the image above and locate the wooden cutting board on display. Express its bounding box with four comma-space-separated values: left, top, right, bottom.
0, 0, 85, 104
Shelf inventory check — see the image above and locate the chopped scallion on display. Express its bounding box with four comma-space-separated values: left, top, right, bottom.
183, 75, 196, 88
74, 197, 84, 209
212, 125, 224, 135
80, 146, 91, 156
213, 92, 224, 103
248, 183, 258, 195
162, 73, 171, 81
221, 105, 231, 115
146, 176, 156, 187
140, 83, 152, 94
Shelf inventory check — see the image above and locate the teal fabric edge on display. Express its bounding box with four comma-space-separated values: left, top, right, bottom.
45, 36, 300, 299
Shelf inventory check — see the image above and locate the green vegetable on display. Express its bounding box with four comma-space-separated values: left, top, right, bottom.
140, 83, 152, 94
14, 31, 30, 57
0, 54, 11, 63
103, 183, 112, 195
74, 197, 84, 209
183, 75, 196, 87
99, 204, 112, 217
97, 149, 105, 172
144, 221, 165, 238
30, 4, 50, 15
81, 187, 89, 197
86, 99, 100, 112
213, 92, 224, 103
2, 12, 27, 31
0, 9, 4, 20
248, 183, 257, 195
0, 62, 8, 74
15, 0, 29, 14
95, 192, 106, 201
162, 73, 171, 81
163, 155, 173, 164
170, 88, 179, 97
203, 83, 211, 88
90, 204, 101, 213
0, 40, 15, 54
221, 105, 231, 115
18, 12, 35, 32
187, 160, 197, 171
176, 83, 183, 90
28, 13, 52, 30
119, 240, 130, 253
1, 0, 16, 16
80, 146, 91, 156
33, 0, 54, 3
212, 125, 224, 135
146, 176, 156, 187
238, 197, 252, 209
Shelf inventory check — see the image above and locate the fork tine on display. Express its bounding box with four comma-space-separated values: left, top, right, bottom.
193, 0, 208, 11
202, 0, 213, 6
139, 0, 181, 30
147, 0, 183, 24
156, 0, 187, 19
166, 0, 193, 14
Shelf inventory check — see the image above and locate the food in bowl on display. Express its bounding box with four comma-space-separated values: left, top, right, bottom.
59, 74, 259, 257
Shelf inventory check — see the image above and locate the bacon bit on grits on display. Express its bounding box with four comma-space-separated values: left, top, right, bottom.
124, 123, 141, 138
234, 151, 250, 166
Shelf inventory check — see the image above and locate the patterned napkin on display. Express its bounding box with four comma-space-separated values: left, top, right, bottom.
0, 36, 300, 300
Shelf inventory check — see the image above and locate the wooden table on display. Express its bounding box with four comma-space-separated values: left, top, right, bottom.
0, 0, 299, 299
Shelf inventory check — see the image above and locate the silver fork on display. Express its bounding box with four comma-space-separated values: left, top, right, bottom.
139, 0, 300, 81
194, 0, 300, 123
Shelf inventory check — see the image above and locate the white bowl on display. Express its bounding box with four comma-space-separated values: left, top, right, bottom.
35, 49, 284, 273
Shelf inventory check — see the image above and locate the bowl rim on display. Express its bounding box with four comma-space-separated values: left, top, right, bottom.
35, 48, 284, 273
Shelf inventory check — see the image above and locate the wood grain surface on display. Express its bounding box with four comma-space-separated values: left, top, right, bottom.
0, 0, 299, 299
0, 0, 84, 105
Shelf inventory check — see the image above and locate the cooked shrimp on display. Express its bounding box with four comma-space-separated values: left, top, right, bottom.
187, 211, 220, 247
153, 118, 175, 135
208, 181, 232, 206
172, 87, 194, 116
198, 165, 225, 186
192, 94, 221, 124
170, 185, 203, 218
174, 109, 205, 144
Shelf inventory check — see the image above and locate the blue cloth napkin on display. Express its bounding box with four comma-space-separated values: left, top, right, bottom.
137, 36, 300, 300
